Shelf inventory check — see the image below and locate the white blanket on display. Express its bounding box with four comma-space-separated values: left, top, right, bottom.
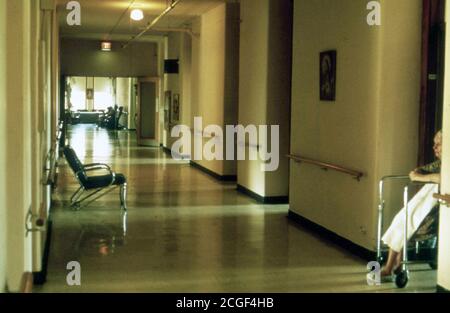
382, 183, 439, 252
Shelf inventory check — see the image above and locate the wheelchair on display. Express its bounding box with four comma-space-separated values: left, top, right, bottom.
376, 175, 439, 288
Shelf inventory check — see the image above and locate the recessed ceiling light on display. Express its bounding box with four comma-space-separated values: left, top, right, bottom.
131, 9, 144, 21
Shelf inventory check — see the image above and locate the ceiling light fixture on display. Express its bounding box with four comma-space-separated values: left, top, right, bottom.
130, 9, 144, 21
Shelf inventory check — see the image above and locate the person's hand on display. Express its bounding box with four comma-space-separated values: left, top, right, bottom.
409, 170, 423, 182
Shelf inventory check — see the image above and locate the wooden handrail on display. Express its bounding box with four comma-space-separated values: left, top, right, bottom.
20, 272, 33, 293
433, 193, 450, 206
287, 154, 364, 181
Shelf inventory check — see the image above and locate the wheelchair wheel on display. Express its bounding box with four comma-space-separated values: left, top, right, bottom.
429, 262, 438, 270
395, 271, 409, 288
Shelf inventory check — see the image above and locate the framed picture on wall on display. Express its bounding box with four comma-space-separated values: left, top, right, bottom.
320, 50, 337, 101
86, 88, 94, 100
171, 94, 180, 123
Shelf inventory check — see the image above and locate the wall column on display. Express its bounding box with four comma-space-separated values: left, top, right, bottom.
238, 0, 292, 200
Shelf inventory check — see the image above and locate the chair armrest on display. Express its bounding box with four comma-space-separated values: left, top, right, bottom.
84, 167, 114, 176
84, 163, 111, 171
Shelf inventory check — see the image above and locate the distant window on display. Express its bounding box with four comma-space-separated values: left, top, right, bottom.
94, 77, 114, 111
67, 76, 87, 111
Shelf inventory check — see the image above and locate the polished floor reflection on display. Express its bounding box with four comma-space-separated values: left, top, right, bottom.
35, 125, 437, 292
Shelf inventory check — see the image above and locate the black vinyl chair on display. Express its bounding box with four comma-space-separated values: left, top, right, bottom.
63, 146, 127, 210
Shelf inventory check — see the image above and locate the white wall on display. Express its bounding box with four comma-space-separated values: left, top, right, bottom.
290, 0, 422, 250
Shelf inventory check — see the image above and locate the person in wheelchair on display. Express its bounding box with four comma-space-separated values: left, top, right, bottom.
375, 130, 442, 282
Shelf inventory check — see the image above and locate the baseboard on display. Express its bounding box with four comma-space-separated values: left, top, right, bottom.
237, 184, 289, 204
190, 161, 237, 182
33, 219, 53, 285
437, 285, 450, 293
288, 210, 376, 261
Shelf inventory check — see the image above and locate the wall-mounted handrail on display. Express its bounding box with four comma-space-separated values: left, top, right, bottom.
43, 148, 57, 186
287, 154, 364, 181
433, 193, 450, 207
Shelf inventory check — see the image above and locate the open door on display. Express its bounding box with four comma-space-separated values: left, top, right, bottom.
136, 78, 159, 147
419, 0, 446, 165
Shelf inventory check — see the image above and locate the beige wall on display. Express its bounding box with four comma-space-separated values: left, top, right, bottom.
238, 0, 291, 197
290, 0, 422, 250
0, 0, 57, 292
30, 0, 44, 274
238, 0, 268, 196
5, 0, 33, 291
438, 0, 450, 291
181, 33, 192, 137
0, 0, 6, 293
188, 3, 239, 176
61, 39, 158, 77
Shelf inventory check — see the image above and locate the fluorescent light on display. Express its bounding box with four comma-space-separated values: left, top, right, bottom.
130, 9, 144, 21
101, 42, 112, 51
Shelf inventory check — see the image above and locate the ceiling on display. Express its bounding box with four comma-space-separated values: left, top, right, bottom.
57, 0, 229, 41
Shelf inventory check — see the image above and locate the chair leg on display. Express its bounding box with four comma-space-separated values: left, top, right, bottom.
70, 186, 84, 209
120, 183, 128, 211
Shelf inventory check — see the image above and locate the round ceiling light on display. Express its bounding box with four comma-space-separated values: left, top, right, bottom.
130, 9, 144, 21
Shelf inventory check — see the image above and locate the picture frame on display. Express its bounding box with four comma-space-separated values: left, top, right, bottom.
171, 94, 180, 123
86, 88, 94, 100
320, 50, 337, 101
164, 91, 172, 129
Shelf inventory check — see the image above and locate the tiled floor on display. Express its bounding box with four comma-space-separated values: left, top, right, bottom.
34, 125, 437, 293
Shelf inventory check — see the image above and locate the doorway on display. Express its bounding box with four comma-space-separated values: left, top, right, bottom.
419, 0, 446, 165
137, 77, 159, 147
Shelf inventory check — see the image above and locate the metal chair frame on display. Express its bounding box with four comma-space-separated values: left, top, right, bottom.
67, 159, 128, 211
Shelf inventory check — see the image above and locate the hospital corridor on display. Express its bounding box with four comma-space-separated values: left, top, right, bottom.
33, 124, 438, 292
1, 0, 450, 297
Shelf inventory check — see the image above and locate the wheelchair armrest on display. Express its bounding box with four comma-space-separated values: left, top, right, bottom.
380, 175, 410, 182
409, 180, 439, 185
